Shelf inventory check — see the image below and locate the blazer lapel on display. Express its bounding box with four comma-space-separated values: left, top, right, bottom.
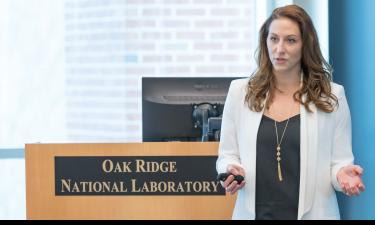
298, 100, 318, 219
240, 104, 264, 217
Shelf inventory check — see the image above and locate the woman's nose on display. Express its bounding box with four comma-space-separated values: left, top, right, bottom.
275, 42, 285, 54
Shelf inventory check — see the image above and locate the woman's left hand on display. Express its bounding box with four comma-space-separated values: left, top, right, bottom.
337, 165, 365, 196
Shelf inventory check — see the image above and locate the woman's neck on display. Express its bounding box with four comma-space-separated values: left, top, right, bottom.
273, 70, 301, 95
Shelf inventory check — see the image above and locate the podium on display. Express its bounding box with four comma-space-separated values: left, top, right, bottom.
25, 142, 236, 220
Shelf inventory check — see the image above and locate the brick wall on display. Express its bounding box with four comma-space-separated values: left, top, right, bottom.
65, 0, 257, 142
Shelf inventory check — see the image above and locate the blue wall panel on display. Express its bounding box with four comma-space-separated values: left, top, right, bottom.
330, 0, 375, 219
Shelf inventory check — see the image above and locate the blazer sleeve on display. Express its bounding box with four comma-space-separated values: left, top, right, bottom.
330, 85, 354, 191
216, 80, 243, 174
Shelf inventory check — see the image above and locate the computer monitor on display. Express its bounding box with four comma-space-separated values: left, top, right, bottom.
142, 77, 241, 142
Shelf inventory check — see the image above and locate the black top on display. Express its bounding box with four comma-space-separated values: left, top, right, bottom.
255, 114, 301, 220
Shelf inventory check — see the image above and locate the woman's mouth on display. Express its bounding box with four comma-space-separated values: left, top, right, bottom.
275, 58, 287, 64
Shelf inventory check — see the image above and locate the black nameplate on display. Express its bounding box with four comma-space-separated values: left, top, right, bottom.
55, 156, 225, 196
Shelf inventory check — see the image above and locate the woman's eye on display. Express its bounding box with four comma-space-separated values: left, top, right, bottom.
270, 37, 277, 42
288, 39, 296, 43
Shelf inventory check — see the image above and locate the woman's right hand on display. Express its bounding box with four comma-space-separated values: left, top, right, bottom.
222, 164, 246, 195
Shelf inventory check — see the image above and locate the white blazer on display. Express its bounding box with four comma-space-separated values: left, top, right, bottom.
216, 78, 354, 220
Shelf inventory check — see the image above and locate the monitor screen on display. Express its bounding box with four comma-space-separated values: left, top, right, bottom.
142, 77, 241, 142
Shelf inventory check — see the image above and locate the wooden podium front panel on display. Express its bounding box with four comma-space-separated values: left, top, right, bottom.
25, 143, 236, 220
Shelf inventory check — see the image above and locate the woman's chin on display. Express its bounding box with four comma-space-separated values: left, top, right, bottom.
273, 65, 290, 72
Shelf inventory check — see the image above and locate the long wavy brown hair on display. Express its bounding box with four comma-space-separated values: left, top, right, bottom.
245, 5, 338, 113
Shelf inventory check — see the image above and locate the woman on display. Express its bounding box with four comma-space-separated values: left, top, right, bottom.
216, 5, 365, 220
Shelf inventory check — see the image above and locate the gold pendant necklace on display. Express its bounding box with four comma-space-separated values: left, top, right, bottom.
274, 118, 290, 182
272, 70, 303, 182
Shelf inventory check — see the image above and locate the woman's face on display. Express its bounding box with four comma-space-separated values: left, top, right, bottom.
267, 17, 302, 74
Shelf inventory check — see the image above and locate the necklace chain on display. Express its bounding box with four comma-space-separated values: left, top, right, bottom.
274, 118, 290, 182
272, 70, 303, 182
